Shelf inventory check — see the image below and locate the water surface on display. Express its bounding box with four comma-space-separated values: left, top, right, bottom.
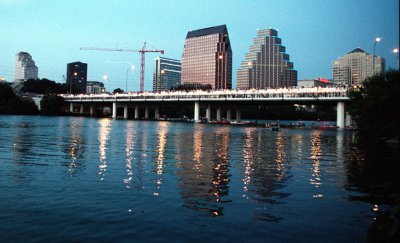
0, 115, 393, 242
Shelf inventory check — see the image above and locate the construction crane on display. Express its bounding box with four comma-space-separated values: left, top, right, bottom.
80, 42, 164, 92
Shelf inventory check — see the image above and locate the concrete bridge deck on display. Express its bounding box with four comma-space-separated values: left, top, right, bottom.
62, 87, 351, 128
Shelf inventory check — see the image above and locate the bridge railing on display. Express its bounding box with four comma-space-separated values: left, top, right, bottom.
62, 87, 349, 101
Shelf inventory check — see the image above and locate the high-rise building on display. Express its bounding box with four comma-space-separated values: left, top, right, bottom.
181, 25, 232, 90
14, 52, 38, 82
153, 57, 181, 92
66, 62, 88, 93
236, 28, 297, 89
332, 48, 385, 86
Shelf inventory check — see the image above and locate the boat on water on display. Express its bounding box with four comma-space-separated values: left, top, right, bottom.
265, 122, 280, 131
279, 122, 306, 128
310, 122, 338, 130
208, 120, 231, 125
315, 125, 338, 130
230, 121, 257, 126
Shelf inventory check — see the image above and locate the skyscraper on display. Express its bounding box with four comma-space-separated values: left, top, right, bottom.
14, 52, 38, 82
181, 25, 232, 90
332, 48, 385, 86
153, 57, 181, 92
236, 28, 297, 89
66, 62, 88, 93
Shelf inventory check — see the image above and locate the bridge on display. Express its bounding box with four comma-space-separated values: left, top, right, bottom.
62, 86, 351, 128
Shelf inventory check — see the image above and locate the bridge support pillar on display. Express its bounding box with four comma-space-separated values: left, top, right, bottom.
112, 102, 117, 119
90, 105, 94, 116
80, 104, 84, 114
337, 102, 345, 128
135, 106, 139, 119
154, 106, 159, 119
226, 109, 231, 121
236, 110, 241, 122
145, 107, 149, 119
345, 112, 352, 127
216, 107, 221, 121
69, 103, 73, 113
194, 101, 200, 122
206, 104, 211, 121
124, 104, 128, 119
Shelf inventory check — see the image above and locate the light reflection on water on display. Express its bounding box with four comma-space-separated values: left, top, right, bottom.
0, 115, 395, 242
98, 118, 111, 180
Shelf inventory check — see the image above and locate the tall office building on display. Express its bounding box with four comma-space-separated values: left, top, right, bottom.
236, 28, 297, 89
153, 57, 181, 92
66, 62, 88, 93
14, 52, 38, 82
181, 25, 232, 90
332, 48, 385, 86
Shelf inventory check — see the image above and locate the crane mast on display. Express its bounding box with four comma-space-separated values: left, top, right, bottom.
80, 42, 164, 92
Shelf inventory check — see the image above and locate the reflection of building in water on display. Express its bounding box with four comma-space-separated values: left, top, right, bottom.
274, 134, 286, 180
124, 121, 137, 188
291, 134, 304, 162
242, 127, 256, 192
241, 128, 290, 222
127, 121, 148, 190
156, 122, 169, 176
211, 127, 230, 205
152, 122, 169, 195
310, 130, 323, 198
66, 120, 86, 175
98, 119, 111, 180
175, 125, 231, 216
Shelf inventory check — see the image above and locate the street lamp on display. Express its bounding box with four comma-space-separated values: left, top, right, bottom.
103, 75, 109, 93
126, 65, 135, 92
393, 48, 399, 70
373, 37, 381, 74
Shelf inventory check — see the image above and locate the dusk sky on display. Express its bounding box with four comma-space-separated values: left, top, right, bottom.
1, 0, 398, 91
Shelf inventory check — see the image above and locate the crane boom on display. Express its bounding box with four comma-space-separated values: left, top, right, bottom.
80, 42, 164, 92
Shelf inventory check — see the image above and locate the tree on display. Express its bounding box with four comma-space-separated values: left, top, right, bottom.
21, 78, 81, 94
0, 83, 15, 104
113, 88, 124, 94
40, 95, 65, 115
349, 70, 399, 144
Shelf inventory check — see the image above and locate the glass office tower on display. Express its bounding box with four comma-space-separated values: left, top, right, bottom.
181, 25, 232, 90
153, 57, 181, 92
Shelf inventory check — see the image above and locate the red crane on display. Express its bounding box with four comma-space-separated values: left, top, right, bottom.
80, 42, 164, 92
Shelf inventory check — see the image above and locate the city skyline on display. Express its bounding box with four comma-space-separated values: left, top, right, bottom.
0, 0, 398, 91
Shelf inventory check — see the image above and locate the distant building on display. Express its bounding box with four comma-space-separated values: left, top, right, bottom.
236, 28, 297, 89
297, 78, 333, 88
66, 62, 87, 93
332, 48, 385, 86
14, 52, 38, 82
153, 57, 181, 92
181, 25, 232, 90
86, 81, 105, 94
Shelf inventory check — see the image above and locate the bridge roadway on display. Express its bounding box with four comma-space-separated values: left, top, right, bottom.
62, 87, 351, 128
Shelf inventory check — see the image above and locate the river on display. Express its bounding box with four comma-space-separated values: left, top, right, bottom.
0, 115, 397, 242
